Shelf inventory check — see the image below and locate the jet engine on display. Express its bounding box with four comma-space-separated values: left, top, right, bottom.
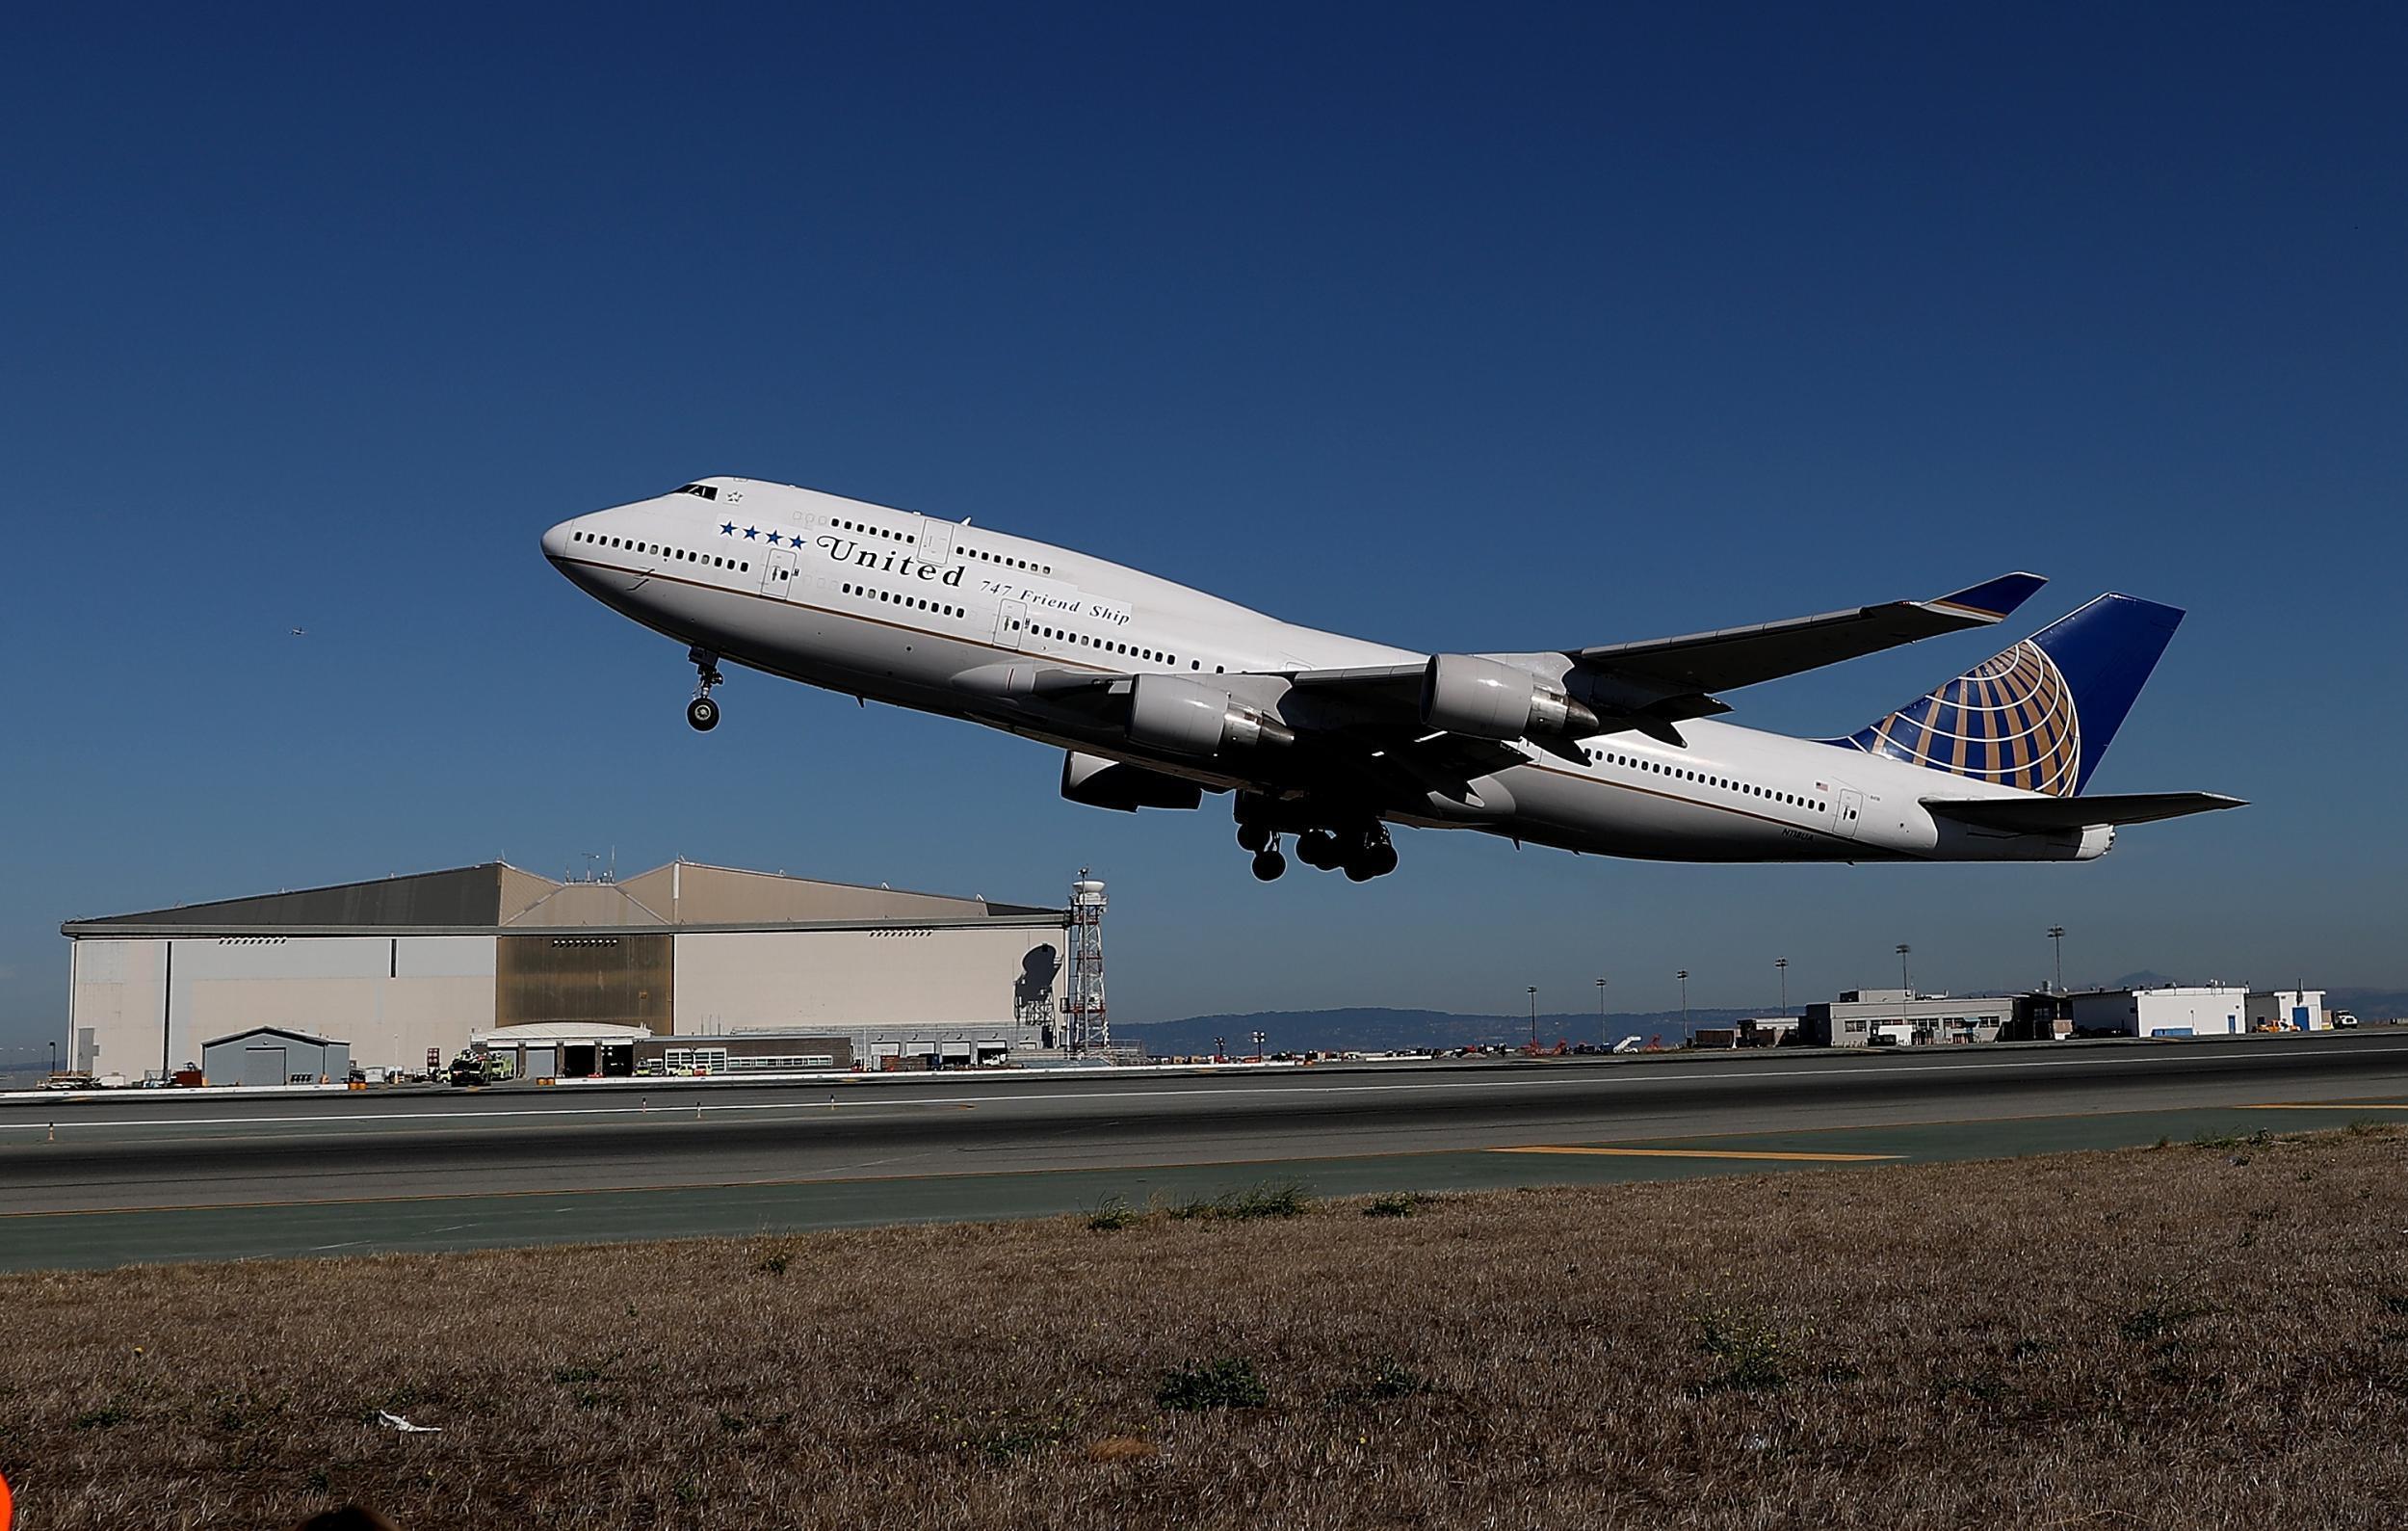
1420, 654, 1599, 741
1125, 674, 1295, 756
1060, 752, 1204, 812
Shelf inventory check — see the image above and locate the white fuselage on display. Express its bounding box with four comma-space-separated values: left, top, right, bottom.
543, 478, 2106, 865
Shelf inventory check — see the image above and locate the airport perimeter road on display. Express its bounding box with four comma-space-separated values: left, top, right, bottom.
5, 1035, 2407, 1223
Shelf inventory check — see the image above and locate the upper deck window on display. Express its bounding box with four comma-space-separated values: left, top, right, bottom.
676, 484, 720, 501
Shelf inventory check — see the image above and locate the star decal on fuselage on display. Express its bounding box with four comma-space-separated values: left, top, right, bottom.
720, 521, 736, 536
743, 526, 759, 540
767, 531, 783, 545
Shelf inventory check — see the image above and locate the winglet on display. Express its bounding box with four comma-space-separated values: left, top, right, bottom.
1925, 572, 2047, 623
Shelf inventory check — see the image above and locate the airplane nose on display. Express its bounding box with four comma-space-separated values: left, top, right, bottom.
541, 518, 575, 565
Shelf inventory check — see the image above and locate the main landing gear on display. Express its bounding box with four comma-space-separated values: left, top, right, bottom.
687, 647, 724, 732
1300, 824, 1399, 882
1234, 815, 1398, 882
1237, 822, 1288, 880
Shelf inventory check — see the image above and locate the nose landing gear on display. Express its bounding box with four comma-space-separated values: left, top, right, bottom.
687, 647, 724, 732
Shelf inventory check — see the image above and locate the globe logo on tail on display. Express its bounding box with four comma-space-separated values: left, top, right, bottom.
1852, 640, 2081, 797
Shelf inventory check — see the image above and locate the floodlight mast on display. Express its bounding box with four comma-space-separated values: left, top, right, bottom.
1064, 871, 1109, 1055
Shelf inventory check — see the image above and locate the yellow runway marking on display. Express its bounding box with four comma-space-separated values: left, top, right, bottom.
1493, 1146, 1900, 1163
2241, 1103, 2408, 1111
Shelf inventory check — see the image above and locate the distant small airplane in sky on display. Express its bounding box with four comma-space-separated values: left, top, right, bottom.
289, 627, 307, 637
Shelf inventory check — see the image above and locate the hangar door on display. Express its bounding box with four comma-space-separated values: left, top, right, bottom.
242, 1047, 287, 1088
496, 934, 673, 1033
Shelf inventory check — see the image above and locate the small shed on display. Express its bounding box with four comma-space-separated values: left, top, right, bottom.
201, 1026, 350, 1087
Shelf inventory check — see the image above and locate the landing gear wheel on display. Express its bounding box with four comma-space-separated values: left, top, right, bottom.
1296, 830, 1340, 870
686, 646, 725, 732
1250, 849, 1287, 882
1344, 857, 1379, 882
1365, 841, 1400, 878
1237, 823, 1271, 854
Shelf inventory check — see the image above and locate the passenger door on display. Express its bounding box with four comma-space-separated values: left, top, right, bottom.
762, 546, 798, 599
997, 599, 1028, 650
1837, 787, 1863, 839
918, 518, 955, 568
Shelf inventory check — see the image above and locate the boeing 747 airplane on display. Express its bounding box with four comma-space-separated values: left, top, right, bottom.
544, 477, 2240, 882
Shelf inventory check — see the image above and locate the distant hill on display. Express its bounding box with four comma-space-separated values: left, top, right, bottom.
2331, 989, 2408, 1022
1118, 1006, 1760, 1056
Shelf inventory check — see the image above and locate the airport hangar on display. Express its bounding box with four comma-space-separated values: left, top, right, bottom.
60, 860, 1072, 1081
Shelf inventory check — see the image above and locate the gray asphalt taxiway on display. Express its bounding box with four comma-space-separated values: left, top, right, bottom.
5, 1033, 2406, 1269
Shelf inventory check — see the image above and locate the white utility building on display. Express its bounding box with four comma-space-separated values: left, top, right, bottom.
62, 861, 1072, 1080
2071, 985, 2249, 1039
2246, 989, 2328, 1032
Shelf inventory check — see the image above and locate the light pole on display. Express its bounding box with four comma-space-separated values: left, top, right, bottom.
1527, 987, 1538, 1050
1897, 943, 1912, 996
1250, 1029, 1267, 1061
1214, 1035, 1225, 1062
2047, 926, 2066, 993
1775, 957, 1789, 1017
1677, 969, 1689, 1033
1595, 976, 1608, 1049
48, 1040, 57, 1078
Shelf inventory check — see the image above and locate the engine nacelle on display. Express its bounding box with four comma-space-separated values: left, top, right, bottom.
1126, 674, 1294, 756
1060, 752, 1204, 812
1420, 654, 1599, 741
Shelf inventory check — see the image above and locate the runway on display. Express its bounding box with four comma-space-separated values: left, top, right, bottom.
5, 1033, 2406, 1270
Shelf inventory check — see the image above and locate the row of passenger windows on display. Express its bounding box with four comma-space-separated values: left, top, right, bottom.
962, 545, 1051, 574
831, 515, 913, 546
841, 582, 963, 619
570, 529, 750, 572
1004, 619, 1220, 671
1584, 747, 1826, 814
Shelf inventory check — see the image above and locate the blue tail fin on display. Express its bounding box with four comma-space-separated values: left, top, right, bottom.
1823, 594, 2184, 796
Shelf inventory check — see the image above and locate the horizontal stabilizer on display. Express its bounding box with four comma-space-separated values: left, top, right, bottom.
1924, 792, 2246, 832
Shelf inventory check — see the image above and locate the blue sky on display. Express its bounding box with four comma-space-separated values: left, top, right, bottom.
4, 4, 2403, 1046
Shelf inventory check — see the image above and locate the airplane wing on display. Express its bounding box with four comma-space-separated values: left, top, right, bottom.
1565, 571, 2047, 697
1275, 572, 2047, 752
1924, 792, 2246, 831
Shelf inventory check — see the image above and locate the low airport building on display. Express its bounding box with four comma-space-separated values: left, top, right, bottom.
61, 860, 1072, 1081
2072, 985, 2250, 1038
2246, 988, 2328, 1032
1798, 989, 2016, 1047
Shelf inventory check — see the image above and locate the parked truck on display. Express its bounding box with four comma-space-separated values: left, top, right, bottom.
446, 1048, 517, 1087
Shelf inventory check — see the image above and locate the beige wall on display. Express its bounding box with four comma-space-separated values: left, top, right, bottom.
672, 926, 1064, 1032
68, 935, 497, 1079
68, 937, 165, 1077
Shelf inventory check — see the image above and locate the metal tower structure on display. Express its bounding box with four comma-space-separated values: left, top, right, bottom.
1063, 871, 1109, 1054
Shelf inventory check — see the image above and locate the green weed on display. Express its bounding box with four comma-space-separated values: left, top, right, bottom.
1157, 1357, 1269, 1411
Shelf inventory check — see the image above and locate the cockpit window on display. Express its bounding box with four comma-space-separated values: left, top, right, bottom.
676, 484, 720, 501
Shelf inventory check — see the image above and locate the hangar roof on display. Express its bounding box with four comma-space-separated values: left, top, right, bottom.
64, 860, 1065, 937
200, 1026, 343, 1048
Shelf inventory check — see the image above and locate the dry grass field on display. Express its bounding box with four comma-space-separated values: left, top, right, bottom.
5, 1127, 2407, 1529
